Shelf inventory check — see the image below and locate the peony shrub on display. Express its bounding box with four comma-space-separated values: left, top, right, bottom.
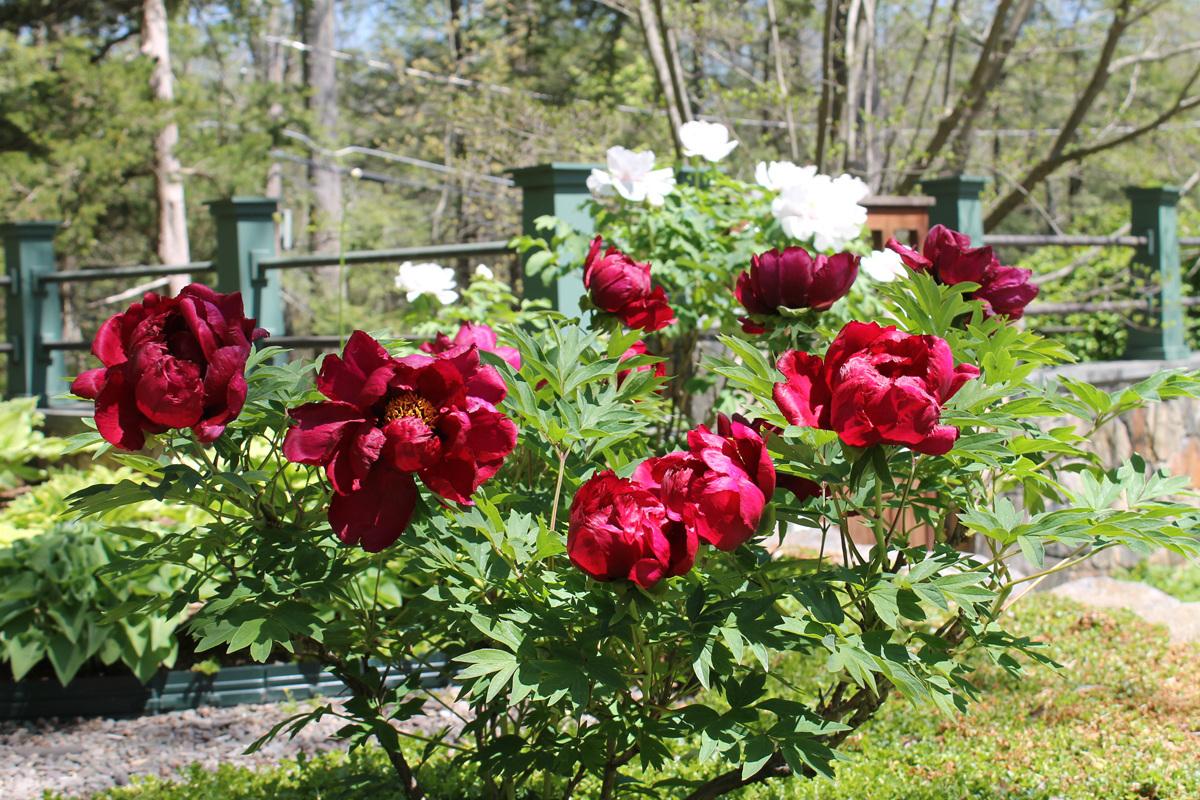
66, 133, 1196, 800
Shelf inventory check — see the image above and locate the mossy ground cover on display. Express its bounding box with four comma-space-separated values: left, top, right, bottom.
1114, 561, 1200, 603
66, 594, 1200, 800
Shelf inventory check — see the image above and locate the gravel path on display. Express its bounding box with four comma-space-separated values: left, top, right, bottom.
0, 694, 470, 800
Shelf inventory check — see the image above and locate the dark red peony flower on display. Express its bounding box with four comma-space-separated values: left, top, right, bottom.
420, 321, 521, 370
70, 284, 267, 451
736, 246, 859, 333
616, 340, 667, 388
886, 225, 1038, 319
567, 470, 696, 588
737, 417, 824, 502
583, 236, 676, 332
633, 414, 776, 552
283, 331, 518, 552
773, 321, 979, 456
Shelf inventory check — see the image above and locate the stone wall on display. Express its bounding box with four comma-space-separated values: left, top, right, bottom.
1015, 355, 1200, 588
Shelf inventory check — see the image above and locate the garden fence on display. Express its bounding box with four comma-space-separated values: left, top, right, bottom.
1, 169, 1197, 410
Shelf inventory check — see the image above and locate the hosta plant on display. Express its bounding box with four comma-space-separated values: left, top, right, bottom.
64, 233, 1198, 800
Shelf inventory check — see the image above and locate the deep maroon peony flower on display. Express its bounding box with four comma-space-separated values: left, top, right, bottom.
70, 284, 267, 451
583, 237, 676, 332
420, 322, 522, 370
736, 246, 859, 333
567, 470, 697, 588
633, 414, 777, 552
283, 331, 518, 552
773, 321, 980, 456
615, 340, 667, 388
886, 225, 1038, 319
737, 418, 824, 503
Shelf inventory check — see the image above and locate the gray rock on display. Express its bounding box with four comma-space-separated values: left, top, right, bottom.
1052, 577, 1198, 642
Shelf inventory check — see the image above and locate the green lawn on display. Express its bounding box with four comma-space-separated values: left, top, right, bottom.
71, 594, 1200, 800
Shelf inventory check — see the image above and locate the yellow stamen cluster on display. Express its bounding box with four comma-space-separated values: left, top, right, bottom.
382, 391, 438, 426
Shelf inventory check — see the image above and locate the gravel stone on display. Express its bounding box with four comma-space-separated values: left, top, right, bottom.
0, 692, 470, 799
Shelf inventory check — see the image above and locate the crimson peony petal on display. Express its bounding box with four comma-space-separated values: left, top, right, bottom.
134, 352, 205, 429
93, 368, 148, 452
71, 368, 107, 400
328, 465, 418, 552
618, 286, 676, 332
384, 416, 443, 473
773, 351, 832, 429
283, 402, 368, 465
317, 331, 395, 408
91, 314, 128, 367
567, 471, 685, 587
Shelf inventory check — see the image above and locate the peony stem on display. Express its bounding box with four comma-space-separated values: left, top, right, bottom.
873, 478, 885, 566
548, 447, 568, 533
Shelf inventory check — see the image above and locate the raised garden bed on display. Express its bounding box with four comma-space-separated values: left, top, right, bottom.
0, 659, 447, 721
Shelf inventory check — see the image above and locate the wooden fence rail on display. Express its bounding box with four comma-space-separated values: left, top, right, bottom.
0, 173, 1196, 408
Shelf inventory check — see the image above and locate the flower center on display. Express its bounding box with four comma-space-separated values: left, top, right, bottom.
381, 391, 438, 426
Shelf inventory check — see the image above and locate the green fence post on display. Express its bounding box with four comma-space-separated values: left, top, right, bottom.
920, 176, 987, 246
0, 222, 66, 405
508, 163, 603, 318
207, 198, 283, 337
1122, 186, 1188, 361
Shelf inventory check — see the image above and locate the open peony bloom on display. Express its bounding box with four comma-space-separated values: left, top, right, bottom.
886, 226, 1039, 319
396, 261, 458, 305
772, 173, 869, 251
586, 146, 676, 207
735, 246, 859, 333
679, 120, 739, 162
633, 414, 776, 552
860, 248, 908, 283
583, 237, 676, 332
754, 161, 817, 193
773, 321, 980, 456
567, 470, 697, 588
420, 322, 521, 371
283, 331, 517, 552
71, 284, 266, 451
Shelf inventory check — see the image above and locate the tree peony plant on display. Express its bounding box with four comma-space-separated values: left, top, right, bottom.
586, 146, 676, 206
886, 226, 1040, 319
70, 284, 266, 451
754, 160, 817, 193
772, 172, 870, 251
679, 120, 739, 162
396, 261, 459, 305
67, 224, 1200, 800
735, 245, 860, 333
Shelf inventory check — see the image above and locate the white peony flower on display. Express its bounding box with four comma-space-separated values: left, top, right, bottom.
586, 146, 676, 206
772, 173, 870, 251
474, 264, 494, 279
396, 261, 458, 305
860, 249, 907, 282
679, 120, 739, 162
754, 160, 818, 193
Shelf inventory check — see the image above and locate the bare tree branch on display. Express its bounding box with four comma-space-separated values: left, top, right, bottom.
1108, 39, 1200, 72
894, 0, 1036, 194
986, 59, 1200, 230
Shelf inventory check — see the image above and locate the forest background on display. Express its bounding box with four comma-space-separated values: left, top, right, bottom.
5, 0, 1200, 361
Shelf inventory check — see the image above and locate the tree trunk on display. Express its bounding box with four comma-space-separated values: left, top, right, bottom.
143, 0, 190, 297
638, 0, 685, 157
305, 0, 342, 290
265, 0, 287, 204
766, 0, 799, 160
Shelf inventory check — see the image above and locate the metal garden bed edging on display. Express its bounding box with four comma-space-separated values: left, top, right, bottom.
0, 659, 448, 721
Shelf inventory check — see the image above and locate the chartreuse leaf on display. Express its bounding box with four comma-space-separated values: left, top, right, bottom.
741, 734, 774, 780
